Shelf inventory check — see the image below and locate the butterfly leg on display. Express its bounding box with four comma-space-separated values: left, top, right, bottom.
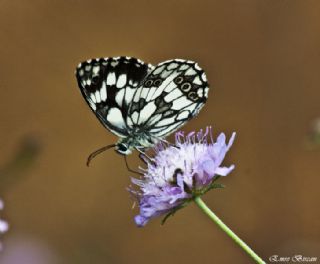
158, 138, 180, 148
124, 155, 142, 175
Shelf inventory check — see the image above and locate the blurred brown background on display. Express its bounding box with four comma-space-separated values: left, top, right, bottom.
0, 0, 319, 263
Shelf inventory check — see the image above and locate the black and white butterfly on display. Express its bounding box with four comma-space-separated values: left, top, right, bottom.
76, 56, 209, 163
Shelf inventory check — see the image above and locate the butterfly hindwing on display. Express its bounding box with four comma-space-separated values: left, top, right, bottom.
76, 57, 154, 137
127, 59, 209, 137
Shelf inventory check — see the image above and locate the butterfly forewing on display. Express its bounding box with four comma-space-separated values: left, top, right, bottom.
128, 59, 209, 137
76, 57, 154, 137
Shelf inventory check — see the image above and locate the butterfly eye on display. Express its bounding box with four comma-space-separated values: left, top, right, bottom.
144, 79, 153, 87
188, 91, 199, 101
181, 82, 192, 92
175, 76, 184, 84
153, 79, 162, 87
116, 143, 130, 155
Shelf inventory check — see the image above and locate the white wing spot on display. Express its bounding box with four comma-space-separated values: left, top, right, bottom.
167, 63, 179, 70
164, 89, 183, 102
107, 108, 126, 128
177, 111, 189, 120
185, 68, 197, 76
100, 82, 107, 101
155, 116, 176, 127
197, 88, 204, 98
78, 69, 84, 76
131, 111, 139, 124
201, 72, 207, 82
172, 96, 192, 110
164, 82, 177, 93
153, 65, 165, 75
125, 87, 135, 104
138, 102, 157, 124
106, 72, 116, 85
179, 64, 189, 71
161, 70, 172, 78
146, 87, 157, 101
151, 72, 180, 100
89, 101, 97, 110
117, 74, 127, 88
115, 88, 125, 107
111, 61, 119, 67
140, 87, 149, 100
95, 90, 101, 103
93, 66, 100, 75
90, 93, 96, 103
85, 65, 92, 71
181, 102, 198, 112
147, 114, 162, 126
204, 87, 209, 97
133, 89, 141, 102
193, 76, 202, 85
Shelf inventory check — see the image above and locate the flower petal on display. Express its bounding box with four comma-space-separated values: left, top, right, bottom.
215, 165, 235, 176
227, 132, 236, 151
201, 159, 216, 176
134, 215, 149, 227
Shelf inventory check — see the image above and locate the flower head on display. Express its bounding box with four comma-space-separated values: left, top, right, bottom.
129, 127, 236, 227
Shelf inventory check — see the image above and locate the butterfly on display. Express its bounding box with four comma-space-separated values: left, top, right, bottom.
75, 56, 209, 165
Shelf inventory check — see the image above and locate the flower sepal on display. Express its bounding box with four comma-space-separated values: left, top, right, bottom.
161, 199, 192, 225
191, 175, 225, 197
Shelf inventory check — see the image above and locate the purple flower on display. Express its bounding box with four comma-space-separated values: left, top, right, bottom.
0, 199, 9, 250
129, 127, 236, 227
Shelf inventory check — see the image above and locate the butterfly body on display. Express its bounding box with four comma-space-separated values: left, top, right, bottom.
115, 130, 157, 155
76, 56, 209, 155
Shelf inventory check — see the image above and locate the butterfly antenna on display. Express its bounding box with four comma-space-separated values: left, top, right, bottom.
86, 144, 116, 167
124, 156, 142, 175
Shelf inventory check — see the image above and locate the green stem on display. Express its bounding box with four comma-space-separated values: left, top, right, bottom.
194, 196, 265, 264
